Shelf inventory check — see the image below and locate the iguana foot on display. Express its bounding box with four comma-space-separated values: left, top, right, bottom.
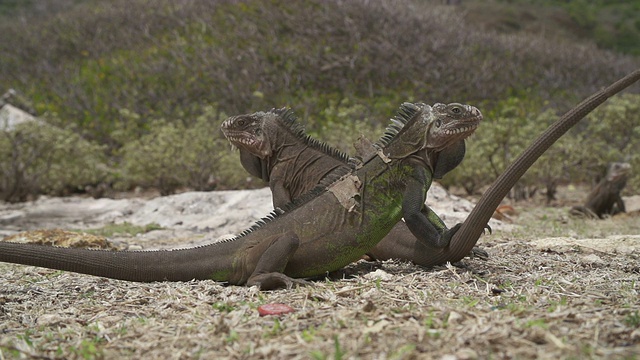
247, 272, 310, 290
448, 222, 491, 238
469, 246, 489, 260
440, 223, 463, 247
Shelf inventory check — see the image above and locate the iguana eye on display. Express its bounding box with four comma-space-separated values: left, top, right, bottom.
237, 119, 245, 126
450, 106, 461, 114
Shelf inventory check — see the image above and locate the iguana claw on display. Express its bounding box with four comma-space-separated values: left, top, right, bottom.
483, 224, 492, 235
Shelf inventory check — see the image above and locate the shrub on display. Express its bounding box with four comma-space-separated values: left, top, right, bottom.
0, 120, 108, 202
0, 0, 635, 147
442, 96, 547, 196
117, 106, 249, 195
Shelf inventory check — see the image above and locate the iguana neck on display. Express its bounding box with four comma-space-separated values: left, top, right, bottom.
265, 124, 349, 185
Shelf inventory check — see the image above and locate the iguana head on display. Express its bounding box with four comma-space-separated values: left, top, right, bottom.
221, 111, 274, 158
606, 162, 631, 183
424, 103, 482, 151
381, 102, 482, 160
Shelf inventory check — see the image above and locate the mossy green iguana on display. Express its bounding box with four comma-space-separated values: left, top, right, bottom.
221, 108, 488, 265
570, 162, 631, 219
0, 102, 482, 289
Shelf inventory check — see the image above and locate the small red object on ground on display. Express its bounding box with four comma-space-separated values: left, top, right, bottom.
257, 303, 295, 316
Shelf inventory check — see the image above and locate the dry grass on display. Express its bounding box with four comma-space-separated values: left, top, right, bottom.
1, 203, 639, 359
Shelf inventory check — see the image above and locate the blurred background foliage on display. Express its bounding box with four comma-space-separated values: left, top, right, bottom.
0, 0, 638, 202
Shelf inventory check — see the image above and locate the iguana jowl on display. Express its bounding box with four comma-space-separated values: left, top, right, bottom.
570, 162, 631, 219
0, 102, 481, 289
221, 108, 487, 264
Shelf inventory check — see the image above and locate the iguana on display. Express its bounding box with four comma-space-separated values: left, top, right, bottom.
221, 108, 487, 264
0, 102, 482, 289
220, 108, 355, 209
441, 69, 640, 265
570, 162, 631, 219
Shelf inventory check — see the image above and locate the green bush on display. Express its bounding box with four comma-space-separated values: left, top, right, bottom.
442, 96, 547, 196
0, 120, 108, 202
0, 0, 635, 147
0, 0, 637, 200
117, 106, 249, 195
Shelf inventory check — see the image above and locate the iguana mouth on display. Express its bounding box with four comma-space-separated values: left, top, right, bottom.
226, 136, 258, 147
222, 131, 259, 147
444, 124, 478, 135
222, 130, 270, 157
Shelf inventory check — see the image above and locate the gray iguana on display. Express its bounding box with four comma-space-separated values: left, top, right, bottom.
220, 108, 355, 209
0, 102, 481, 289
570, 162, 631, 219
221, 108, 487, 264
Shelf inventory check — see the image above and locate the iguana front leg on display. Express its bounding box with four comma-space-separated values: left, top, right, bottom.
240, 232, 309, 290
402, 167, 452, 248
614, 194, 626, 215
390, 165, 489, 257
270, 177, 292, 209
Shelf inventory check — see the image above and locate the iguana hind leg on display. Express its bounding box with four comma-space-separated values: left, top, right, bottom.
245, 232, 309, 290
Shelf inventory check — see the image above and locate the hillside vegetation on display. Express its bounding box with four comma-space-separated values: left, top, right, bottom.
0, 0, 638, 201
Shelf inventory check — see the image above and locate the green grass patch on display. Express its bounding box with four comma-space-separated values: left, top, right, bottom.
78, 222, 162, 237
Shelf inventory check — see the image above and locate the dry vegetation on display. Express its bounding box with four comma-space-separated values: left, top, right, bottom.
1, 197, 638, 359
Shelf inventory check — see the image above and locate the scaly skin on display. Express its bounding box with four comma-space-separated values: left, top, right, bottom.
570, 162, 631, 219
0, 102, 481, 289
221, 108, 487, 264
